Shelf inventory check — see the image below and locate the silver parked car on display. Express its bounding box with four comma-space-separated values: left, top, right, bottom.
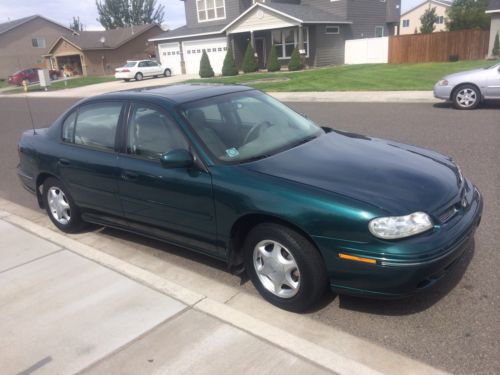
434, 62, 500, 109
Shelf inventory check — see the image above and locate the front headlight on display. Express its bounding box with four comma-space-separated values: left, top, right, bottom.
369, 212, 433, 240
437, 79, 449, 86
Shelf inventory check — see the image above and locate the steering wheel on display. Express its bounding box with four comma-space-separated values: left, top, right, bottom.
244, 121, 273, 144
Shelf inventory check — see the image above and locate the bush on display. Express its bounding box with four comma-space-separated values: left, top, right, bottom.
199, 50, 214, 78
242, 42, 258, 73
493, 32, 500, 57
287, 48, 304, 71
222, 47, 238, 76
266, 45, 281, 72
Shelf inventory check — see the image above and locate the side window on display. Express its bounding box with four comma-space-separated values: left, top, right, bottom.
73, 102, 122, 151
127, 104, 188, 160
62, 111, 77, 142
138, 61, 146, 67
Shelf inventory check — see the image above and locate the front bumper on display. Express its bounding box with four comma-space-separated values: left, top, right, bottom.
314, 185, 483, 298
433, 83, 454, 100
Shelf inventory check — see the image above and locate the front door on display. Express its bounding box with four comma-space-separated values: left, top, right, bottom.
486, 65, 500, 98
118, 102, 218, 255
255, 38, 266, 69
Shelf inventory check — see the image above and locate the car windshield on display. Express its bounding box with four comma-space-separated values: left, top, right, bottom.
124, 61, 137, 67
179, 90, 324, 163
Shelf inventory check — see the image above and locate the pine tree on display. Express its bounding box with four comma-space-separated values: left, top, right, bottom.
222, 47, 238, 76
266, 45, 280, 72
493, 32, 500, 57
242, 43, 258, 73
287, 48, 304, 71
420, 7, 437, 34
199, 50, 214, 78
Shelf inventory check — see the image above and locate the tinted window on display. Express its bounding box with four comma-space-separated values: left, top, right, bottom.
62, 111, 77, 142
73, 102, 122, 151
138, 61, 147, 67
127, 104, 188, 160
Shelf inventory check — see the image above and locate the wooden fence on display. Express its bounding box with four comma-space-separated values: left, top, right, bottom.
388, 29, 490, 64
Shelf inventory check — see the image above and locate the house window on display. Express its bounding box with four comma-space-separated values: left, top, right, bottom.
197, 0, 226, 22
435, 16, 444, 24
32, 37, 46, 48
272, 27, 309, 59
375, 26, 384, 37
402, 19, 410, 27
325, 26, 340, 34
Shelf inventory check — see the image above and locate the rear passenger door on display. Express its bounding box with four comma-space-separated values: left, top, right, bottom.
57, 101, 125, 217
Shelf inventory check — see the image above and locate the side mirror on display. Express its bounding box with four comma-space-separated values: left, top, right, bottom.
160, 149, 194, 168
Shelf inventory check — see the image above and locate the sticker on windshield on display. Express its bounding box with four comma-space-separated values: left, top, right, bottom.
225, 148, 239, 158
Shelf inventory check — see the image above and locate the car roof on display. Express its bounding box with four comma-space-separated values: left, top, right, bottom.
93, 84, 255, 105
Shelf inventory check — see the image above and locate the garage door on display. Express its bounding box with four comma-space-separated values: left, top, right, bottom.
158, 42, 182, 75
182, 38, 228, 75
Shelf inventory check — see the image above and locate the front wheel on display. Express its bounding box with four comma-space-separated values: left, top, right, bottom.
244, 223, 328, 312
42, 177, 85, 233
452, 84, 480, 110
164, 69, 171, 77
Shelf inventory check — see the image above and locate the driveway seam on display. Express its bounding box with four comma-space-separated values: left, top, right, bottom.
0, 247, 64, 275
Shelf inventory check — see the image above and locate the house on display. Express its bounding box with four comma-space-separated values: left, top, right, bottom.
0, 15, 73, 79
399, 0, 452, 35
486, 0, 500, 57
44, 24, 163, 76
150, 0, 401, 75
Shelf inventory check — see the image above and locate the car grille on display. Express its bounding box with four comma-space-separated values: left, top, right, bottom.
438, 205, 458, 223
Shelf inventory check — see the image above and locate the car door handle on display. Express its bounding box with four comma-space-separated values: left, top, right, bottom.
58, 159, 70, 166
121, 171, 138, 181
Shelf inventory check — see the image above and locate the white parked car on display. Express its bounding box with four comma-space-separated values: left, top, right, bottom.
115, 60, 171, 82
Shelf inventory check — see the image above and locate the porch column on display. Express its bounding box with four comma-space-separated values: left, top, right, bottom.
250, 30, 255, 48
298, 25, 305, 55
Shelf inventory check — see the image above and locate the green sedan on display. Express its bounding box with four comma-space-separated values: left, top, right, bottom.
17, 85, 482, 311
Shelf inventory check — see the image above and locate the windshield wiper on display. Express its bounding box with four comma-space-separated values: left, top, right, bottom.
288, 135, 318, 150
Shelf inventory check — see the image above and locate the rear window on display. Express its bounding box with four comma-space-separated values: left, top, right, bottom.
124, 61, 137, 67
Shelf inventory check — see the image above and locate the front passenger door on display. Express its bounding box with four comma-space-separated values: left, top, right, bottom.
118, 103, 219, 255
486, 65, 500, 98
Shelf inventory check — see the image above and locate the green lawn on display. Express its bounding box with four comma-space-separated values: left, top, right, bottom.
0, 79, 8, 89
1, 76, 115, 94
187, 60, 494, 91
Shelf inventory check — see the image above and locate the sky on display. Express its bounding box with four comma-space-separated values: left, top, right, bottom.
0, 0, 425, 31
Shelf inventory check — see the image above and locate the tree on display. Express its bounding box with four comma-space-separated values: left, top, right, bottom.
96, 0, 165, 30
242, 43, 258, 73
493, 32, 500, 57
222, 47, 238, 76
199, 50, 214, 78
420, 7, 436, 34
287, 48, 304, 71
69, 16, 84, 32
266, 45, 280, 72
445, 0, 491, 31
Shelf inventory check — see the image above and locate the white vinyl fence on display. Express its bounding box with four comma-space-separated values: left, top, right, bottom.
345, 37, 389, 64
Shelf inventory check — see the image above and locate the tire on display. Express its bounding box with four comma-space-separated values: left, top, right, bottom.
135, 72, 143, 81
164, 69, 171, 77
42, 177, 85, 233
452, 84, 480, 110
244, 223, 328, 312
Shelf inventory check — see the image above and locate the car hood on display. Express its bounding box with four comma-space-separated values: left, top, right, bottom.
243, 131, 461, 214
444, 68, 487, 82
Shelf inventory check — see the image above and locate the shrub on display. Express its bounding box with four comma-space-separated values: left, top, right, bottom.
222, 47, 238, 76
242, 42, 258, 73
199, 50, 214, 78
493, 32, 500, 57
287, 48, 304, 71
266, 45, 281, 72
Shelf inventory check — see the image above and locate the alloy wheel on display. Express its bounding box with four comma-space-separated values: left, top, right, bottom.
47, 186, 71, 225
456, 88, 478, 108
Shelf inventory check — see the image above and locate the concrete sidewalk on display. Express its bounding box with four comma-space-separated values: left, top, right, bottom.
0, 201, 448, 375
2, 74, 438, 103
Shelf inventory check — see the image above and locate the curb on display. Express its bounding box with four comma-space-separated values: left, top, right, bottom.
0, 199, 449, 375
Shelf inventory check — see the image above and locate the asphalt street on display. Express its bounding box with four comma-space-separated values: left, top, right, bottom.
0, 97, 499, 374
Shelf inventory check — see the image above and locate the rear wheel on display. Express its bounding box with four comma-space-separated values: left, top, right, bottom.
42, 177, 85, 233
135, 72, 143, 81
164, 69, 171, 77
452, 84, 480, 110
244, 223, 328, 312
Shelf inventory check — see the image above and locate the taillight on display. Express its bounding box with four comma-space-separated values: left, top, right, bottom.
121, 69, 130, 72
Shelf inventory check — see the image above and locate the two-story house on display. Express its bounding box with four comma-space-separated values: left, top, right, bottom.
399, 0, 452, 35
150, 0, 401, 75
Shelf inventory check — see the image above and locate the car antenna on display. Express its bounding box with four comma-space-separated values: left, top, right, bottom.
24, 93, 37, 135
